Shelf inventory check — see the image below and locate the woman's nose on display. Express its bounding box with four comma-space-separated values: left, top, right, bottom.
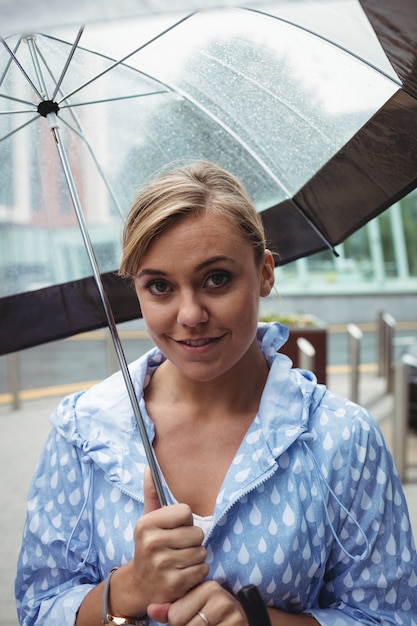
177, 293, 209, 326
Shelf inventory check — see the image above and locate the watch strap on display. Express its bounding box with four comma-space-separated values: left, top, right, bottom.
102, 567, 147, 625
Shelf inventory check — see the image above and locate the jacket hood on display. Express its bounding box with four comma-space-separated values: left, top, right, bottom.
50, 322, 326, 504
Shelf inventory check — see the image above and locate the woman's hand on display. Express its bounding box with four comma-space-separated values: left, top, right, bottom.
149, 580, 248, 626
108, 467, 209, 619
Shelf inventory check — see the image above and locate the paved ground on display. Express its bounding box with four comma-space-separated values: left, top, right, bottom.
1, 373, 416, 626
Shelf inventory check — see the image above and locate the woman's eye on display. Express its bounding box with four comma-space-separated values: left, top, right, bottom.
207, 272, 230, 288
147, 280, 170, 295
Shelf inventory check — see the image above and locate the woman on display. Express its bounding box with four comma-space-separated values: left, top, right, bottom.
16, 162, 417, 625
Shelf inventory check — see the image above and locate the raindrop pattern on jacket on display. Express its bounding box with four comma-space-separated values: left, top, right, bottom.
15, 324, 417, 626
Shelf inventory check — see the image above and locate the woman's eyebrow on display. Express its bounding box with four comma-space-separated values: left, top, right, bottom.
196, 256, 236, 271
136, 256, 236, 279
136, 268, 168, 278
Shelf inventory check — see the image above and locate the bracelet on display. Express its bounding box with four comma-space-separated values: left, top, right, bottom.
237, 584, 271, 626
101, 567, 147, 626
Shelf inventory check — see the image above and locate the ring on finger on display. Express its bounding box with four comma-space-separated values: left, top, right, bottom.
198, 611, 210, 626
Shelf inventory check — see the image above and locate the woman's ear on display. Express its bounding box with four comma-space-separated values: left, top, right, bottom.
260, 250, 275, 297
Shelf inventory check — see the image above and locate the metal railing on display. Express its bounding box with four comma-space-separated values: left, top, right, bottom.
393, 353, 417, 483
3, 329, 150, 410
347, 323, 363, 403
296, 337, 316, 372
8, 352, 20, 410
377, 311, 397, 392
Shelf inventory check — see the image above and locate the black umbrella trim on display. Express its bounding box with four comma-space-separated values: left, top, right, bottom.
0, 272, 141, 356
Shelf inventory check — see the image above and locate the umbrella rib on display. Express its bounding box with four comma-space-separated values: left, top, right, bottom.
0, 114, 38, 143
0, 109, 35, 114
58, 115, 126, 220
290, 198, 338, 256
0, 92, 37, 107
0, 36, 23, 88
244, 7, 403, 90
33, 38, 169, 107
25, 35, 56, 100
51, 26, 84, 102
56, 12, 196, 107
58, 90, 169, 109
0, 36, 44, 100
197, 48, 333, 146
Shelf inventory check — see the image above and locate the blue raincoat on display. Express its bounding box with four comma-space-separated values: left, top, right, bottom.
16, 323, 417, 625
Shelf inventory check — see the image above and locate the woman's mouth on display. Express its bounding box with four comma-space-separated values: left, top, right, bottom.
182, 338, 214, 347
176, 335, 225, 349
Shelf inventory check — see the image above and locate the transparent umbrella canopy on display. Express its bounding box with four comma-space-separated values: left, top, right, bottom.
0, 3, 405, 296
0, 0, 416, 352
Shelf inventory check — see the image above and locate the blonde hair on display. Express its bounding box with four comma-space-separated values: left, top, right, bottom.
119, 161, 267, 278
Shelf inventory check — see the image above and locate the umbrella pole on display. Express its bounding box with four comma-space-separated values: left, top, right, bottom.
47, 111, 167, 507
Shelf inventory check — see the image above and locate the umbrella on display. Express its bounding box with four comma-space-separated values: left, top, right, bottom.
1, 0, 417, 359
1, 0, 416, 504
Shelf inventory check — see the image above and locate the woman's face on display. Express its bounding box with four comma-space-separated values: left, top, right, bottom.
134, 210, 274, 383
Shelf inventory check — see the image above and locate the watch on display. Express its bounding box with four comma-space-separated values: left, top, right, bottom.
105, 615, 146, 625
102, 568, 147, 626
